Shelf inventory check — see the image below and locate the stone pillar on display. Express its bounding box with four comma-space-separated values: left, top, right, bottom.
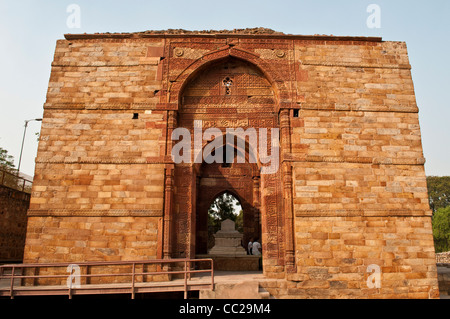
163, 165, 174, 259
166, 110, 177, 155
252, 175, 260, 207
252, 175, 261, 235
279, 108, 296, 273
187, 165, 196, 259
163, 110, 177, 259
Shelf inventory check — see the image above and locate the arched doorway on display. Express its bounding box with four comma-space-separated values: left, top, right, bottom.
195, 142, 261, 256
171, 56, 283, 273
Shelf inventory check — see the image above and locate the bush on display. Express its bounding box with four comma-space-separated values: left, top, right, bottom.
427, 176, 450, 213
432, 206, 450, 253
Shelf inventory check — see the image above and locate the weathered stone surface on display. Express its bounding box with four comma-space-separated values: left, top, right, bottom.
23, 29, 438, 298
23, 216, 160, 263
0, 185, 29, 261
200, 280, 263, 299
436, 252, 450, 263
437, 264, 450, 297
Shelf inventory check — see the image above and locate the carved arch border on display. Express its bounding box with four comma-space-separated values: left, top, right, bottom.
165, 45, 292, 112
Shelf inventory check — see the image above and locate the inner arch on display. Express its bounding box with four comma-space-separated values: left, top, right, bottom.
180, 56, 276, 111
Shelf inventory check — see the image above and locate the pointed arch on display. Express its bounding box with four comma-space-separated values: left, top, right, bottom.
192, 131, 261, 178
207, 189, 243, 210
168, 46, 289, 112
171, 46, 278, 263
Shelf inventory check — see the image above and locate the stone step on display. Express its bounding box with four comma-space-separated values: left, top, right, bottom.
199, 280, 272, 299
258, 286, 271, 299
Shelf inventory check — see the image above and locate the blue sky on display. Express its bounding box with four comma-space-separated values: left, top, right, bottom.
0, 0, 448, 177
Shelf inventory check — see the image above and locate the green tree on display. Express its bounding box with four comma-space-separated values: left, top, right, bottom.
0, 146, 15, 170
208, 193, 237, 222
426, 176, 450, 213
0, 146, 20, 189
432, 206, 450, 253
207, 193, 242, 249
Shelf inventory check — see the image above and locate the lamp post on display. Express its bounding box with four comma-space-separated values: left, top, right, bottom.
17, 118, 42, 176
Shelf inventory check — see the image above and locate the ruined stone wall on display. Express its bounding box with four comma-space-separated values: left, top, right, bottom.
0, 185, 30, 261
23, 30, 439, 297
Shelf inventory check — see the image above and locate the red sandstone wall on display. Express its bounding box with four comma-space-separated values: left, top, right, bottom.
22, 32, 439, 298
24, 216, 160, 263
291, 216, 438, 298
0, 185, 30, 261
24, 38, 167, 263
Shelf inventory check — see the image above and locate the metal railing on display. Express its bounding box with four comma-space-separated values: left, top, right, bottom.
0, 168, 33, 193
0, 258, 214, 299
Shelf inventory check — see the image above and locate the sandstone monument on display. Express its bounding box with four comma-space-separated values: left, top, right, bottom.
22, 28, 439, 298
208, 219, 247, 256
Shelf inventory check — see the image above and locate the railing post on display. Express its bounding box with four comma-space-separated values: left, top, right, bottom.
131, 263, 136, 299
67, 264, 73, 299
211, 259, 214, 291
68, 282, 72, 299
184, 260, 187, 299
9, 266, 14, 299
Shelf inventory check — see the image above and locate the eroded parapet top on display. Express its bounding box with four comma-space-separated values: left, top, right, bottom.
65, 27, 382, 42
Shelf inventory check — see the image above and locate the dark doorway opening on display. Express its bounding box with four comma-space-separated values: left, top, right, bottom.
207, 191, 243, 251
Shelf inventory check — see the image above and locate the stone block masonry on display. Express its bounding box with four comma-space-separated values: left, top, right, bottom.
23, 28, 439, 298
0, 185, 30, 261
293, 216, 438, 299
23, 216, 160, 263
